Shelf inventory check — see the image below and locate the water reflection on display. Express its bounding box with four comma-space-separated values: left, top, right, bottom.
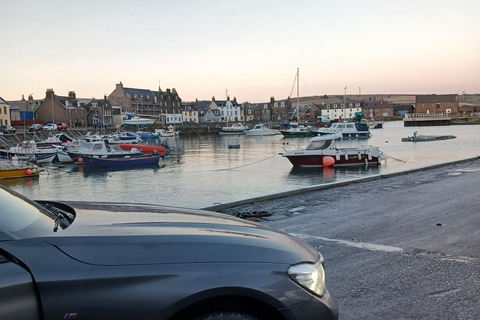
288, 165, 381, 185
4, 121, 480, 208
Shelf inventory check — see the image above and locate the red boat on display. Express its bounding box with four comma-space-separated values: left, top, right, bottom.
119, 144, 166, 156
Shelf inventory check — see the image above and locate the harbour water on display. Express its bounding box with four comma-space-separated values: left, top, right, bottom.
2, 121, 479, 209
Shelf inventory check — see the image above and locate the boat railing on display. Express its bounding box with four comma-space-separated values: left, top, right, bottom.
404, 112, 451, 119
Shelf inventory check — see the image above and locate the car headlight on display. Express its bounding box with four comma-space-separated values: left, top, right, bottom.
288, 259, 326, 297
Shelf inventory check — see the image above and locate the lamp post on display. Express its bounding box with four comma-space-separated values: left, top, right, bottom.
343, 86, 347, 120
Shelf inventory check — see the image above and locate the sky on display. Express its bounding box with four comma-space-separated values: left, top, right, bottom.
2, 0, 479, 103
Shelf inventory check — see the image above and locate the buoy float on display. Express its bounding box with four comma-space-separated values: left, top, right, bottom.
78, 158, 84, 163
26, 169, 33, 175
322, 156, 335, 167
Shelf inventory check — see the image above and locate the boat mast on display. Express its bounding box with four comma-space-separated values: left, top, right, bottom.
296, 68, 299, 122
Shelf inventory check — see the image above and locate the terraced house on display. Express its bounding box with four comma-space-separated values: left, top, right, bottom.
0, 97, 10, 126
36, 90, 87, 127
108, 82, 183, 124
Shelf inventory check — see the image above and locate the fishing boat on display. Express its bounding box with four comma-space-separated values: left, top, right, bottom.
119, 144, 166, 156
281, 133, 387, 167
313, 122, 371, 139
0, 157, 40, 179
1, 141, 58, 164
244, 124, 278, 136
123, 114, 155, 127
81, 152, 161, 168
218, 123, 249, 135
67, 140, 144, 164
279, 122, 314, 137
155, 125, 180, 137
107, 131, 142, 144
136, 131, 159, 139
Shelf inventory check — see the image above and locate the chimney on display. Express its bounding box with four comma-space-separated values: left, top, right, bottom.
68, 91, 76, 99
46, 89, 54, 99
116, 82, 124, 90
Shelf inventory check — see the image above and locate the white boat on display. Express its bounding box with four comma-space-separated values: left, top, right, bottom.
107, 132, 142, 144
5, 141, 57, 164
282, 133, 387, 167
66, 140, 144, 164
155, 125, 180, 137
218, 123, 249, 135
314, 122, 371, 139
244, 124, 278, 136
123, 114, 155, 126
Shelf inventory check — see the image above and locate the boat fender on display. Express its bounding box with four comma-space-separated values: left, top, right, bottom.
345, 153, 348, 160
131, 148, 138, 153
322, 156, 335, 167
336, 154, 340, 161
26, 169, 32, 175
368, 154, 372, 160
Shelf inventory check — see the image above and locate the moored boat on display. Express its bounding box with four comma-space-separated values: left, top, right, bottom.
119, 144, 166, 156
279, 123, 314, 137
244, 124, 278, 136
81, 153, 161, 168
0, 157, 40, 179
123, 114, 155, 127
313, 122, 371, 139
218, 123, 249, 135
281, 133, 387, 167
155, 125, 180, 137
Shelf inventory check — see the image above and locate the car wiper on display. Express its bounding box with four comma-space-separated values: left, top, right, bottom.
43, 203, 74, 232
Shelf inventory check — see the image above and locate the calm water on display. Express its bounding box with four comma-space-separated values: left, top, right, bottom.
2, 121, 479, 209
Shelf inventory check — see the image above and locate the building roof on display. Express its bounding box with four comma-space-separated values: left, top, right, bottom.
0, 97, 8, 104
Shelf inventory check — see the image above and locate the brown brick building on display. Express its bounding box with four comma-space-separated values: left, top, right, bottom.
36, 89, 87, 127
108, 82, 182, 123
415, 94, 459, 115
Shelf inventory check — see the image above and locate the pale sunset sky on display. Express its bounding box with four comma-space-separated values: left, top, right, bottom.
2, 0, 479, 103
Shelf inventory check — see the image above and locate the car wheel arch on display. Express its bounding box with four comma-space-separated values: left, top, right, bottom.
168, 288, 287, 320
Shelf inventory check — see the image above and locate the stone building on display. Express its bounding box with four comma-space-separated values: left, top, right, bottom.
415, 94, 459, 115
0, 97, 10, 126
36, 90, 87, 127
108, 82, 182, 123
85, 96, 113, 127
361, 100, 394, 119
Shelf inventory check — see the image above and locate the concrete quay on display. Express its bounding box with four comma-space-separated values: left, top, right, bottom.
208, 158, 480, 319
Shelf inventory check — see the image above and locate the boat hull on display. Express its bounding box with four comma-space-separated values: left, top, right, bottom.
280, 130, 313, 137
0, 166, 40, 179
119, 144, 166, 156
82, 154, 161, 168
283, 153, 382, 167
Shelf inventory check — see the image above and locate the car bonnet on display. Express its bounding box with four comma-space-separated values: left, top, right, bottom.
41, 204, 319, 266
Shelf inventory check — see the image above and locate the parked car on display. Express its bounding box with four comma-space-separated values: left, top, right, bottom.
93, 121, 107, 128
56, 123, 67, 130
0, 125, 16, 134
29, 124, 44, 132
43, 123, 57, 131
0, 185, 338, 320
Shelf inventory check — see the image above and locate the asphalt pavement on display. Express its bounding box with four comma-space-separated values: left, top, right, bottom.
214, 158, 480, 320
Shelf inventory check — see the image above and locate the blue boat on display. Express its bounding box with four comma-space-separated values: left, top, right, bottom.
81, 153, 161, 168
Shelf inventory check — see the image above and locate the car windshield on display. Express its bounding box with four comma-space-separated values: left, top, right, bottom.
0, 186, 56, 239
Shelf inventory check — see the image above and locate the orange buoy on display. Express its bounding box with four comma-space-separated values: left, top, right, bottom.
26, 169, 33, 175
322, 156, 335, 167
78, 158, 84, 163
